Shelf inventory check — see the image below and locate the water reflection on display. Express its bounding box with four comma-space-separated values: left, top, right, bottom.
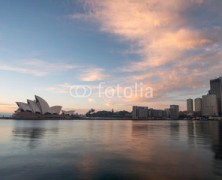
186, 121, 222, 160
212, 122, 222, 160
0, 120, 222, 179
12, 120, 59, 149
169, 121, 180, 139
13, 127, 46, 140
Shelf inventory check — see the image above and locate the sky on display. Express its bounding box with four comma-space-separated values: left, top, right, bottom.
0, 0, 222, 114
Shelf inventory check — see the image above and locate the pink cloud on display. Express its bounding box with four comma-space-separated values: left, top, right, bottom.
79, 67, 111, 81
69, 0, 222, 110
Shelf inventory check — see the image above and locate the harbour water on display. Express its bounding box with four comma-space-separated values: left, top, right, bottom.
0, 120, 222, 180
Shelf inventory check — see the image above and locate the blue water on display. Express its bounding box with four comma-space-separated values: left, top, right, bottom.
0, 120, 222, 180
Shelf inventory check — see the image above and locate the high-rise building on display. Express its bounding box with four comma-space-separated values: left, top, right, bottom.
187, 98, 193, 113
202, 94, 218, 116
170, 105, 179, 119
210, 77, 222, 116
132, 106, 148, 119
195, 98, 202, 112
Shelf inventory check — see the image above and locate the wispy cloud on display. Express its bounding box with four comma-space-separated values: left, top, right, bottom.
44, 83, 99, 94
79, 67, 111, 81
78, 0, 222, 70
70, 0, 222, 109
0, 59, 77, 77
44, 83, 71, 94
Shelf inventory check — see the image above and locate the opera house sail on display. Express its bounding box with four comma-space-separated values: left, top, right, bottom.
13, 95, 64, 119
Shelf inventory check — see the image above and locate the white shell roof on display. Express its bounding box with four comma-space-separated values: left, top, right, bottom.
16, 102, 32, 112
35, 95, 50, 114
49, 106, 62, 114
16, 95, 63, 115
27, 100, 41, 113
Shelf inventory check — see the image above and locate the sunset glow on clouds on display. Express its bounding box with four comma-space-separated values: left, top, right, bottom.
0, 0, 222, 114
72, 0, 222, 105
79, 67, 111, 82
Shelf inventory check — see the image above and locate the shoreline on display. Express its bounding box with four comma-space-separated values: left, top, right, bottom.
0, 118, 222, 121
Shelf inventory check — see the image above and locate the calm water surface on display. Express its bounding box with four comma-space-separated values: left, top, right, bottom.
0, 120, 222, 180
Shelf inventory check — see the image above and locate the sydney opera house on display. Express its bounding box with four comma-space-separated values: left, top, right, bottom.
13, 95, 76, 119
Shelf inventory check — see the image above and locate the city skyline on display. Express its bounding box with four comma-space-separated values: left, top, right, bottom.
1, 0, 222, 114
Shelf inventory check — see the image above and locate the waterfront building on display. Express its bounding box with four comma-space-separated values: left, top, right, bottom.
132, 106, 148, 119
210, 77, 222, 116
153, 109, 164, 118
187, 99, 193, 113
148, 109, 164, 118
202, 94, 218, 116
164, 108, 171, 118
195, 98, 202, 112
169, 105, 179, 119
132, 106, 179, 119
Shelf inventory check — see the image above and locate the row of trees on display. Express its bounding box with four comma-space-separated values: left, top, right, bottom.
86, 109, 132, 118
